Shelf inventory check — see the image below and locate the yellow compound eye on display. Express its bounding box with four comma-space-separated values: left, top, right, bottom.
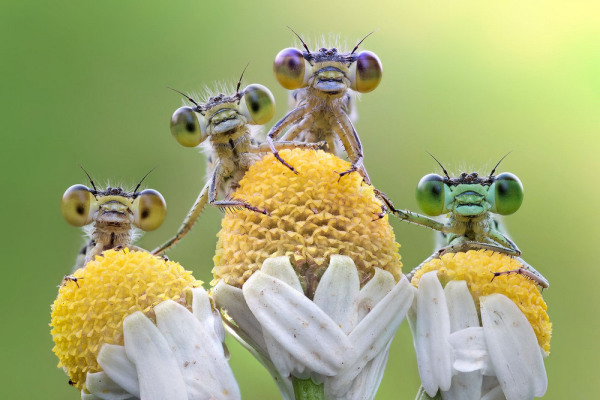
239, 84, 275, 125
170, 106, 206, 147
133, 189, 166, 231
61, 184, 94, 227
350, 51, 382, 93
273, 48, 307, 90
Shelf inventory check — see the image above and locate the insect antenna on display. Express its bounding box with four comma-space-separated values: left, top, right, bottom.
351, 30, 377, 54
426, 152, 451, 179
236, 62, 250, 96
489, 151, 512, 178
79, 164, 98, 196
133, 167, 156, 196
287, 26, 313, 63
167, 87, 202, 111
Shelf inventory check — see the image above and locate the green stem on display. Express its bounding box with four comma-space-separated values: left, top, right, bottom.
292, 377, 325, 400
414, 386, 443, 400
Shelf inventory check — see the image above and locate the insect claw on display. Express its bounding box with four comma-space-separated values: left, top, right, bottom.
273, 152, 299, 174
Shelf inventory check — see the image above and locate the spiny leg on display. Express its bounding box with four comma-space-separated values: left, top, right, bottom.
152, 183, 210, 255
279, 112, 315, 142
490, 267, 549, 289
331, 108, 370, 184
208, 161, 268, 215
250, 140, 328, 153
486, 228, 522, 256
491, 256, 549, 288
391, 208, 449, 232
437, 241, 518, 257
266, 103, 313, 173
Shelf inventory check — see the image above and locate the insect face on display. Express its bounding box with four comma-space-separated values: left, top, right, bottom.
170, 84, 275, 147
449, 184, 491, 219
61, 186, 166, 231
273, 47, 382, 96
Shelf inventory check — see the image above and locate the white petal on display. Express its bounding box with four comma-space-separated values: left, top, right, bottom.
330, 338, 393, 400
355, 268, 395, 323
86, 371, 135, 400
260, 256, 303, 293
263, 330, 307, 378
481, 385, 506, 400
81, 390, 107, 400
243, 271, 352, 376
330, 276, 414, 394
212, 280, 268, 354
313, 255, 360, 334
444, 281, 479, 332
480, 294, 547, 400
122, 311, 187, 400
449, 327, 492, 374
441, 371, 482, 400
415, 271, 453, 396
96, 344, 139, 398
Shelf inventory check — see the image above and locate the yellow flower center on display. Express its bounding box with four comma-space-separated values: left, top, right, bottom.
212, 149, 402, 297
411, 249, 551, 354
50, 248, 201, 390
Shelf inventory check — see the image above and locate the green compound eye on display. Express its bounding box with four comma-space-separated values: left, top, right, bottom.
240, 84, 275, 125
490, 172, 523, 215
170, 106, 206, 147
416, 174, 446, 216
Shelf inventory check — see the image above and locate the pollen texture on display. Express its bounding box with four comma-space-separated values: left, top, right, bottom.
411, 249, 551, 353
50, 248, 201, 390
213, 149, 402, 295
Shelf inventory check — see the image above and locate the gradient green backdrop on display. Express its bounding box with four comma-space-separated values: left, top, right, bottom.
2, 0, 599, 398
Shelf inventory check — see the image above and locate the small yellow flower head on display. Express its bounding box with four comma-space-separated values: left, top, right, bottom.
50, 249, 201, 390
213, 149, 402, 295
411, 249, 551, 353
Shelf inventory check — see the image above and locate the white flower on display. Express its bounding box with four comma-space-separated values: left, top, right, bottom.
410, 271, 547, 400
212, 255, 415, 400
82, 287, 240, 400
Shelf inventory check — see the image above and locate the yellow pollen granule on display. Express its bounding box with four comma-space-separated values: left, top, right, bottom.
50, 248, 201, 390
212, 149, 402, 296
411, 249, 551, 354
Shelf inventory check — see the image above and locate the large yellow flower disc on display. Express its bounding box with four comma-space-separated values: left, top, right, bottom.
50, 248, 201, 390
411, 249, 551, 354
213, 148, 402, 296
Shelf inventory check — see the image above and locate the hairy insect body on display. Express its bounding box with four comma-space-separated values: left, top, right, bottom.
286, 88, 355, 157
152, 80, 327, 255
269, 36, 382, 183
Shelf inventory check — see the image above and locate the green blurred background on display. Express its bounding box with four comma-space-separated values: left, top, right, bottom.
1, 0, 598, 398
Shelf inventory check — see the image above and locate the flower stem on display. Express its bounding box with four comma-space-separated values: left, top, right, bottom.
292, 377, 325, 400
414, 386, 443, 400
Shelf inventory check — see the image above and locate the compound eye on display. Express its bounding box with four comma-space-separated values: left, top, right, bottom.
416, 174, 446, 216
133, 189, 166, 231
170, 106, 206, 147
241, 84, 275, 125
491, 172, 523, 215
61, 184, 94, 226
351, 51, 382, 93
273, 48, 306, 90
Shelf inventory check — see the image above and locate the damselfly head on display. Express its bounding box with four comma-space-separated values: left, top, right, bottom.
416, 162, 524, 218
273, 31, 382, 95
170, 81, 275, 147
61, 180, 166, 232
